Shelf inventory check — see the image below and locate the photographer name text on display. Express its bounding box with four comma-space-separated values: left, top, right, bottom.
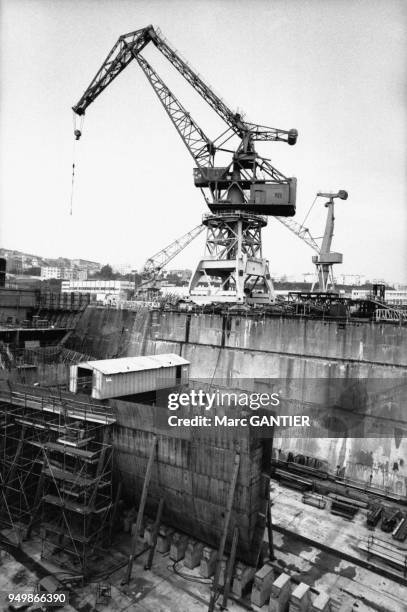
168, 414, 310, 427
166, 390, 310, 428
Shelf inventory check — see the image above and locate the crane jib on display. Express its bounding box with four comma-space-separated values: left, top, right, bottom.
72, 24, 298, 217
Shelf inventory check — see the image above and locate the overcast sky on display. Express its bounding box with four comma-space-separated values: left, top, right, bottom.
1, 0, 406, 282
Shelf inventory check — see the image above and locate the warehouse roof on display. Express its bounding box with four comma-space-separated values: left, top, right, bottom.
80, 353, 189, 375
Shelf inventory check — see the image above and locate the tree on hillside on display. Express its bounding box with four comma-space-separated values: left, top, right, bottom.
23, 266, 41, 276
93, 264, 117, 280
90, 265, 142, 285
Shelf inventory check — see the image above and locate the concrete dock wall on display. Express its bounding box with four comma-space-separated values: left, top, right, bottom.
70, 307, 407, 495
67, 307, 407, 369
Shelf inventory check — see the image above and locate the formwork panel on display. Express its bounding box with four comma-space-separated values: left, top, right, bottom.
112, 397, 271, 565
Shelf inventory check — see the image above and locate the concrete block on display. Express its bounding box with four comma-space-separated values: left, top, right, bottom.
269, 573, 291, 612
251, 564, 275, 607
156, 526, 174, 553
184, 539, 205, 569
123, 509, 136, 533
131, 522, 139, 536
199, 546, 217, 578
170, 532, 189, 561
217, 556, 228, 587
289, 582, 311, 612
143, 520, 155, 545
311, 592, 330, 612
232, 562, 256, 598
131, 517, 147, 537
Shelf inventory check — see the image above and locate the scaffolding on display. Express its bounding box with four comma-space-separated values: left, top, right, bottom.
0, 386, 115, 577
0, 400, 45, 544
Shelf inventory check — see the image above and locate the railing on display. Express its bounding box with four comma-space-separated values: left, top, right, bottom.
202, 212, 267, 223
376, 308, 407, 323
363, 534, 407, 575
0, 345, 95, 369
0, 387, 115, 425
116, 300, 160, 310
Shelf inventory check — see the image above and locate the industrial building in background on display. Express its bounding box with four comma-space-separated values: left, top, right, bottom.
61, 279, 134, 304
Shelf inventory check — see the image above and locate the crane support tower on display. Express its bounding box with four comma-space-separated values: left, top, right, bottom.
311, 190, 347, 292
73, 25, 298, 304
275, 189, 347, 293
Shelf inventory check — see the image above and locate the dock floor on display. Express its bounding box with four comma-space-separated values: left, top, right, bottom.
0, 483, 406, 611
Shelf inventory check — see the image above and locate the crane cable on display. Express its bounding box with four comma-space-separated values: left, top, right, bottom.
70, 113, 84, 215
300, 194, 318, 228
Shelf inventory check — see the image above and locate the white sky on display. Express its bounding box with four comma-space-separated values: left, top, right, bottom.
1, 0, 406, 282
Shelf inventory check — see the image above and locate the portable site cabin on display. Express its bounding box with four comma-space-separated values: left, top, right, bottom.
69, 353, 190, 400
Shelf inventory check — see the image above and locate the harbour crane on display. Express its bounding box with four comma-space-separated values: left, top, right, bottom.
274, 190, 348, 292
73, 25, 298, 304
138, 224, 205, 293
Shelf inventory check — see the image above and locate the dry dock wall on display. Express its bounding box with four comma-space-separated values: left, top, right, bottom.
70, 307, 407, 495
68, 306, 153, 359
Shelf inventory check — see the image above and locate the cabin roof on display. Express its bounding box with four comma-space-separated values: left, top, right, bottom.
79, 353, 189, 375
